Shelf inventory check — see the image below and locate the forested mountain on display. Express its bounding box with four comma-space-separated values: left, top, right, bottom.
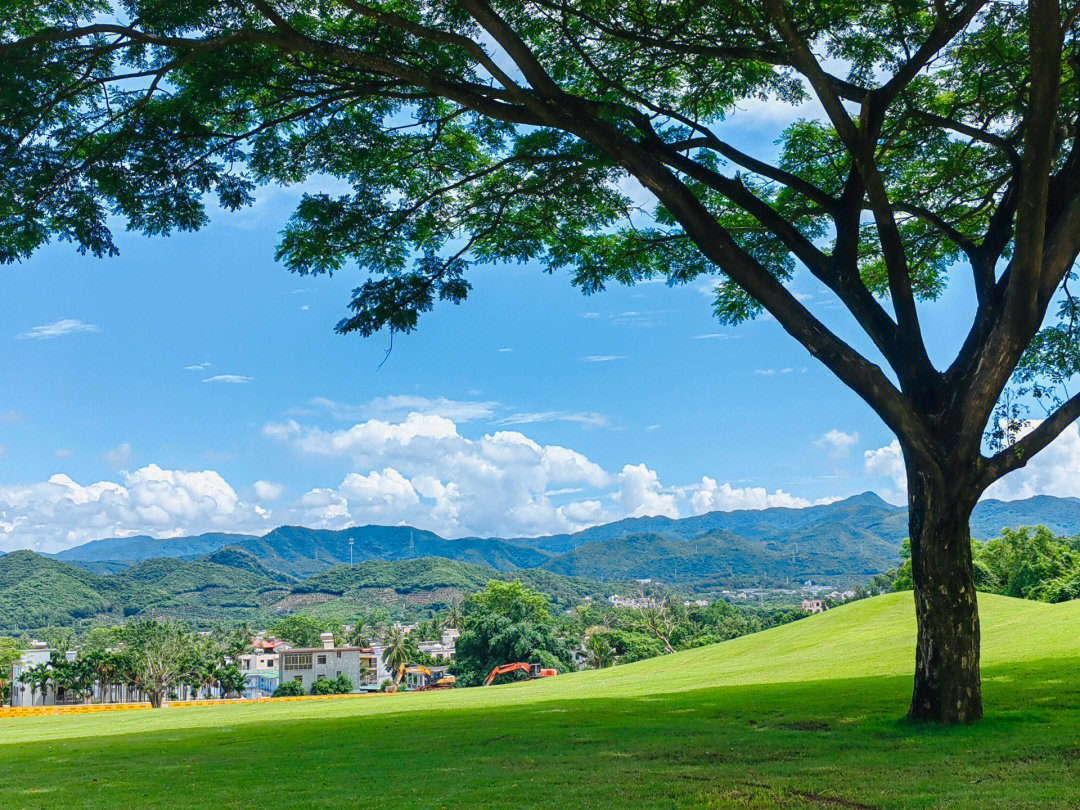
0, 549, 607, 634
53, 532, 257, 563
34, 493, 1080, 589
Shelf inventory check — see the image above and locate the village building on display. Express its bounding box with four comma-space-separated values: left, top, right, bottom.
278, 633, 390, 693
416, 629, 459, 661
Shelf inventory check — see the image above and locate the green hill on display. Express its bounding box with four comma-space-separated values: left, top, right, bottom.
0, 551, 127, 628
0, 551, 609, 633
4, 593, 1080, 808
292, 557, 614, 613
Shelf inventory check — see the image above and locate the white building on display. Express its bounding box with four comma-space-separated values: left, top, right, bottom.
278, 633, 390, 693
417, 629, 459, 661
8, 643, 75, 708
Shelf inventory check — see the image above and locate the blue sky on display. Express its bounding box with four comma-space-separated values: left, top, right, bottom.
3, 109, 1079, 552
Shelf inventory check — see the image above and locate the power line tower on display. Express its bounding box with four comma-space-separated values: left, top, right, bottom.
349, 538, 354, 566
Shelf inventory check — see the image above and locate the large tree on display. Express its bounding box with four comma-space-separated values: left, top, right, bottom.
2, 0, 1079, 723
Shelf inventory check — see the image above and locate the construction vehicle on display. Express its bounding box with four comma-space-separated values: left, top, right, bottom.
483, 662, 558, 686
387, 664, 456, 693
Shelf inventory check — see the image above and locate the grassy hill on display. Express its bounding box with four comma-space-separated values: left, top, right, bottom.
2, 593, 1079, 808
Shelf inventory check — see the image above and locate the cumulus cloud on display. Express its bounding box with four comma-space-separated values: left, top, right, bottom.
688, 476, 816, 513
0, 465, 270, 553
985, 422, 1080, 500
614, 464, 679, 519
253, 480, 285, 502
814, 429, 860, 459
265, 412, 613, 538
862, 425, 1080, 505
863, 439, 906, 500
16, 319, 99, 340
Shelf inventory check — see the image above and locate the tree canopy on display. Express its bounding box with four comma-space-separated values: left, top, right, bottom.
5, 0, 1080, 723
453, 580, 574, 686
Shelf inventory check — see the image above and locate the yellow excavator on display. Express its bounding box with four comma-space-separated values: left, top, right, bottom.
388, 664, 457, 693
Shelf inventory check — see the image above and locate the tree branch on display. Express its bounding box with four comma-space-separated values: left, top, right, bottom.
980, 391, 1080, 487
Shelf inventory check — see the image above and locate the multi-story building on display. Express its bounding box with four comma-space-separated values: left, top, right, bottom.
278, 633, 390, 693
239, 641, 291, 699
8, 643, 75, 707
417, 629, 459, 661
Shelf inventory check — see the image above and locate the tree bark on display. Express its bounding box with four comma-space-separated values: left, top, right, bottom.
906, 466, 982, 724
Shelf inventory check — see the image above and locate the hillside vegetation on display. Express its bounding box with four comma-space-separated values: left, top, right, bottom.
0, 550, 610, 634
3, 593, 1079, 808
47, 492, 1080, 585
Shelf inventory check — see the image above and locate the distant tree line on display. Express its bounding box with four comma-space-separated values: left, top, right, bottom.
6, 620, 251, 708
887, 526, 1080, 603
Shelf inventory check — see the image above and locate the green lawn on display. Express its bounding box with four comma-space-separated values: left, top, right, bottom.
3, 593, 1080, 808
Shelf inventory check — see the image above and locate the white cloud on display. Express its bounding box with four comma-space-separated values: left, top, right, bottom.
253, 480, 285, 501
264, 412, 613, 537
581, 355, 625, 362
0, 444, 6, 458
103, 442, 132, 470
0, 465, 270, 553
204, 375, 253, 384
54, 449, 72, 459
985, 422, 1080, 500
864, 424, 1080, 505
863, 439, 906, 500
692, 333, 740, 341
0, 410, 23, 424
614, 464, 679, 519
755, 367, 795, 376
814, 429, 859, 459
16, 319, 99, 340
498, 411, 609, 428
687, 476, 815, 513
308, 395, 497, 423
184, 362, 211, 371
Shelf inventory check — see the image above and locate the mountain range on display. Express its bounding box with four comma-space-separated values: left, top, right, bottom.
44, 492, 1080, 584
3, 491, 1079, 634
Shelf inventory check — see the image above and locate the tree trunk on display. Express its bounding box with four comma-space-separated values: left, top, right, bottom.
906, 468, 982, 724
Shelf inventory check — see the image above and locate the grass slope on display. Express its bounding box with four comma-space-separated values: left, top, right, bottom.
3, 593, 1080, 808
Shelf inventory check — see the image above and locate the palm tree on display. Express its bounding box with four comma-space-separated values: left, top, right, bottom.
18, 669, 37, 706
443, 601, 463, 631
31, 664, 53, 706
583, 633, 615, 670
381, 627, 417, 690
348, 622, 376, 648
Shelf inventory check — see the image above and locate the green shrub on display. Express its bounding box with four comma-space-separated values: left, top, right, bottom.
272, 680, 306, 698
310, 675, 354, 695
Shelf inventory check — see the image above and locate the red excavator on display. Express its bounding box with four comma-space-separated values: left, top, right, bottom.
483, 662, 558, 686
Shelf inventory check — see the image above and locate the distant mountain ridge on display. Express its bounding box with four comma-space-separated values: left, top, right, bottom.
44, 492, 1080, 584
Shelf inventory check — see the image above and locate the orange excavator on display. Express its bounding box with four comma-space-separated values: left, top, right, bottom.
483, 662, 558, 686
